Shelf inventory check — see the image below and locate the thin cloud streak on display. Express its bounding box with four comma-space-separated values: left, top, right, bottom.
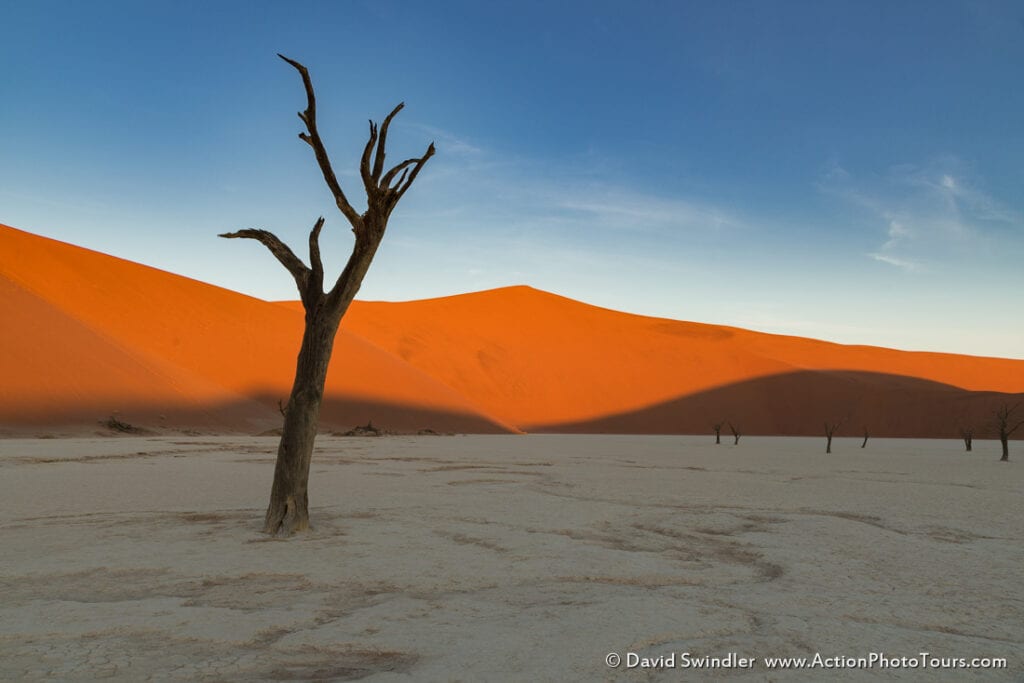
819, 157, 1023, 272
869, 252, 920, 271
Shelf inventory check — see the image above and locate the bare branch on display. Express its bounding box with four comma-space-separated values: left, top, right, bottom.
277, 54, 364, 233
219, 229, 309, 286
308, 217, 325, 293
360, 120, 378, 196
372, 102, 405, 181
393, 142, 436, 202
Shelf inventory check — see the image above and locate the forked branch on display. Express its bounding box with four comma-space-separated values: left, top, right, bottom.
226, 55, 435, 313
220, 217, 327, 308
277, 53, 364, 233
996, 403, 1024, 436
392, 143, 435, 203
361, 103, 404, 189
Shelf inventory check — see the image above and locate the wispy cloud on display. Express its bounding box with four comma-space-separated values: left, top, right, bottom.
819, 157, 1022, 271
404, 123, 483, 157
557, 191, 741, 234
405, 131, 745, 253
868, 252, 920, 271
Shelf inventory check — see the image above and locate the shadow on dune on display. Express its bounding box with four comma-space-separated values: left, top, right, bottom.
0, 394, 513, 436
4, 371, 1021, 440
527, 370, 1024, 438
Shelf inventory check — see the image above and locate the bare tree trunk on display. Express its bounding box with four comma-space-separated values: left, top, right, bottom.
263, 313, 339, 534
713, 422, 722, 445
727, 421, 740, 445
992, 404, 1022, 463
861, 427, 868, 449
960, 428, 973, 452
824, 420, 842, 454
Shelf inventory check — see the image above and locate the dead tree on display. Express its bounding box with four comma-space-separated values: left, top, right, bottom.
861, 426, 869, 449
728, 421, 741, 445
712, 421, 724, 445
221, 55, 434, 535
959, 427, 973, 452
993, 403, 1023, 462
824, 420, 843, 454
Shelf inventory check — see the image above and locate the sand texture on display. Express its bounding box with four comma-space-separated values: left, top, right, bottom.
1, 435, 1020, 681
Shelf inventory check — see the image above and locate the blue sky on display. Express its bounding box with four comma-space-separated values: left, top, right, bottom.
3, 1, 1023, 358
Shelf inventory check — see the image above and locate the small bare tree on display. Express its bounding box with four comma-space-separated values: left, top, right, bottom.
959, 427, 973, 453
728, 421, 741, 445
221, 55, 434, 535
993, 403, 1023, 462
824, 420, 843, 454
861, 426, 869, 449
712, 421, 724, 445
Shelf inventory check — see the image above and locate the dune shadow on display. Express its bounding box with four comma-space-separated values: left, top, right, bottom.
1, 393, 512, 436
528, 369, 1024, 438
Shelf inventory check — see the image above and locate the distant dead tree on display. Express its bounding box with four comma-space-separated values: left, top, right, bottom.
221, 55, 434, 535
712, 421, 724, 445
959, 427, 974, 453
861, 426, 869, 449
993, 403, 1023, 462
728, 421, 741, 445
824, 420, 843, 454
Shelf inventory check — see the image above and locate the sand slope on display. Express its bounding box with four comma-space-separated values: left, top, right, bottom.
3, 223, 1023, 436
338, 288, 1024, 434
0, 224, 509, 434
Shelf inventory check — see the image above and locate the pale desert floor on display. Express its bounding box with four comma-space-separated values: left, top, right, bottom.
0, 435, 1020, 682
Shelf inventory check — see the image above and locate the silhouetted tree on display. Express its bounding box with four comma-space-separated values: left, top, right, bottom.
712, 421, 724, 445
993, 403, 1023, 462
959, 427, 973, 453
861, 426, 869, 449
728, 421, 741, 445
221, 55, 434, 535
824, 420, 843, 454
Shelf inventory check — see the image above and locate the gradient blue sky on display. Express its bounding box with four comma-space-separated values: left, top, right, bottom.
3, 1, 1022, 358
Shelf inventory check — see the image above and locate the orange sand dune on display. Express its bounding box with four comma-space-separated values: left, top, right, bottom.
329, 288, 1024, 431
0, 273, 266, 429
0, 224, 510, 433
4, 223, 1023, 436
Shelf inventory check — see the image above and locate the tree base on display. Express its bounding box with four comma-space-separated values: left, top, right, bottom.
263, 494, 310, 536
